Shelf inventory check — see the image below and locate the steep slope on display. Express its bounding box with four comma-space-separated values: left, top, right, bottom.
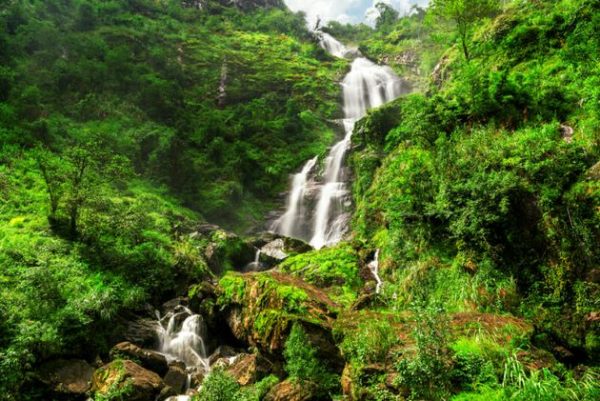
0, 0, 345, 229
0, 0, 344, 398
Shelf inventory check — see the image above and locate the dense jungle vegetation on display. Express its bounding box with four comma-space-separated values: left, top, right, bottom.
0, 0, 598, 401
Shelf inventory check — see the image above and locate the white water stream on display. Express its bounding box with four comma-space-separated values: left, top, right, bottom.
368, 249, 383, 294
156, 306, 210, 399
272, 33, 408, 249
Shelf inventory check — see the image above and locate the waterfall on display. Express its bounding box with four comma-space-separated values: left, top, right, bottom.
271, 33, 408, 249
245, 248, 262, 271
319, 33, 348, 58
156, 305, 210, 372
271, 157, 318, 239
368, 249, 383, 294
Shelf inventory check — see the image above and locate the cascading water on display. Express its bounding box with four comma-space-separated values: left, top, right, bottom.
157, 306, 210, 369
319, 32, 349, 58
368, 249, 383, 294
272, 33, 409, 249
272, 157, 318, 239
156, 305, 210, 399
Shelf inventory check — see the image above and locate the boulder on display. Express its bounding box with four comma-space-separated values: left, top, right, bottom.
93, 360, 164, 401
109, 342, 169, 376
264, 380, 320, 401
208, 345, 239, 365
157, 385, 178, 401
37, 359, 94, 398
200, 228, 257, 273
123, 317, 159, 348
163, 361, 188, 394
226, 353, 273, 386
217, 272, 343, 370
251, 233, 313, 258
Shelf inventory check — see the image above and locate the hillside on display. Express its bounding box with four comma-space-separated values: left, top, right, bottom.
0, 1, 598, 401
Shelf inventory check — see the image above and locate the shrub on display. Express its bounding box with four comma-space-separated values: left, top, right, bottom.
196, 369, 241, 401
284, 324, 338, 395
394, 305, 452, 401
340, 319, 397, 365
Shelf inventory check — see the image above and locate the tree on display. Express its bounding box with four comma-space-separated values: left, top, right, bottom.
35, 147, 66, 221
375, 2, 399, 33
431, 0, 498, 61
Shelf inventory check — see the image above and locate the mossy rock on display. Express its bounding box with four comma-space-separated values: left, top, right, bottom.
216, 272, 343, 369
92, 360, 164, 401
199, 227, 257, 274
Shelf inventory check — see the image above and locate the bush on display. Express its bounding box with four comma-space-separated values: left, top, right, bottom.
196, 369, 241, 401
283, 324, 339, 395
394, 305, 452, 401
340, 319, 397, 365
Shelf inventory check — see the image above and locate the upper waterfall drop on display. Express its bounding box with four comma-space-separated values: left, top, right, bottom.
271, 32, 409, 249
319, 33, 349, 58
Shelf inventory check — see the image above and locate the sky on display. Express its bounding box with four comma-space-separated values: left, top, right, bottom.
284, 0, 430, 27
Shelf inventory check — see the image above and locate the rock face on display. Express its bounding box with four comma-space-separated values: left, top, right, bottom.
93, 360, 164, 401
195, 226, 257, 273
264, 380, 319, 401
110, 342, 169, 376
227, 353, 273, 386
163, 361, 188, 395
252, 232, 313, 257
122, 316, 159, 348
217, 272, 344, 370
37, 359, 94, 398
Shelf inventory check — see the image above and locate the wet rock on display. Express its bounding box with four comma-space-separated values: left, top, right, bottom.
157, 385, 177, 401
218, 272, 343, 370
350, 292, 381, 311
163, 361, 187, 394
560, 124, 574, 143
190, 370, 206, 388
202, 228, 257, 274
212, 356, 238, 370
251, 233, 313, 257
37, 359, 94, 398
264, 379, 319, 401
227, 353, 273, 386
123, 317, 159, 349
431, 55, 449, 87
109, 342, 168, 376
93, 360, 164, 401
208, 345, 238, 365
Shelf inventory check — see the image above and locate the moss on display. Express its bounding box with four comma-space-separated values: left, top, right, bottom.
218, 274, 247, 305
279, 242, 361, 304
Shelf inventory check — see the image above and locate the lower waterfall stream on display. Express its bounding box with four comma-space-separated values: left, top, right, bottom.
271, 33, 409, 249
156, 306, 210, 400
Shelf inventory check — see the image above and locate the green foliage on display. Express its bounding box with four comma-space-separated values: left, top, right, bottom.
500, 354, 600, 401
93, 360, 134, 401
394, 305, 452, 401
218, 274, 248, 305
374, 2, 400, 33
340, 319, 397, 366
431, 0, 499, 60
0, 0, 343, 230
196, 369, 242, 401
279, 243, 361, 303
284, 323, 339, 395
